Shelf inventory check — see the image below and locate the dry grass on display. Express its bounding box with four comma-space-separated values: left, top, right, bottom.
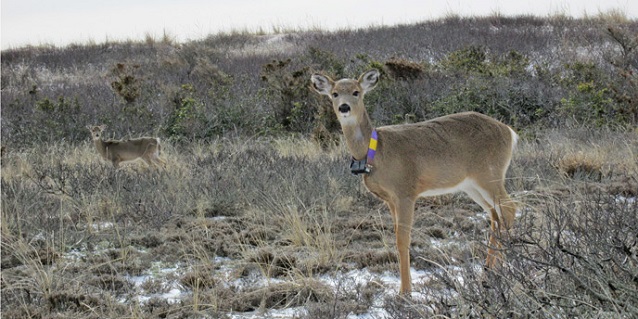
3, 14, 637, 318
583, 9, 633, 24
547, 130, 637, 180
2, 130, 637, 317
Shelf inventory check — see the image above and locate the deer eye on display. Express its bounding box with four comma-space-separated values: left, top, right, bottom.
332, 92, 339, 98
353, 91, 360, 97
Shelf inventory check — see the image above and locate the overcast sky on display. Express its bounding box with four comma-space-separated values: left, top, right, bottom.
2, 0, 637, 50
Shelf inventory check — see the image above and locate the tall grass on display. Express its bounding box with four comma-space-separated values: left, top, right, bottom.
2, 14, 638, 318
2, 128, 636, 317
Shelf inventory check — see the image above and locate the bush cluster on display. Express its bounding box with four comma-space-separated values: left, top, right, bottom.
2, 16, 637, 149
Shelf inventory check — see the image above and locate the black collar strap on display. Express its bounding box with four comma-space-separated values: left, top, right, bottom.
350, 157, 370, 175
349, 130, 378, 175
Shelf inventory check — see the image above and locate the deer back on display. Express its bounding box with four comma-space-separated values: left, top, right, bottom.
365, 112, 516, 198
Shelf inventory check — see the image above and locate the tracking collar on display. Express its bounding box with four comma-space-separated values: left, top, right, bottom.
350, 130, 378, 175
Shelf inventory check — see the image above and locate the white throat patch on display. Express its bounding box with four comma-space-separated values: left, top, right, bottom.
353, 127, 364, 141
338, 114, 358, 127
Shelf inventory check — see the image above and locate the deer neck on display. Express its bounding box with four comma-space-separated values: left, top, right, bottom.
341, 112, 374, 161
93, 139, 108, 158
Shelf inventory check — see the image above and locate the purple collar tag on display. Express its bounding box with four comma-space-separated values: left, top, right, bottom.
366, 130, 378, 163
350, 129, 378, 175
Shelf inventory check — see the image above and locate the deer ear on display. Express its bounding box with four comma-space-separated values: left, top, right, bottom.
310, 74, 334, 96
359, 69, 380, 93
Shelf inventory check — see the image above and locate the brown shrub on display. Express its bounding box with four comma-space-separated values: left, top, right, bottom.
384, 57, 425, 80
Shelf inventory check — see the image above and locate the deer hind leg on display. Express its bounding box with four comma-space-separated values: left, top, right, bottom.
141, 147, 161, 168
392, 198, 415, 295
151, 157, 165, 168
494, 185, 516, 231
485, 206, 504, 268
465, 181, 516, 268
148, 144, 166, 168
141, 158, 153, 167
152, 150, 167, 167
468, 178, 516, 268
157, 143, 166, 165
489, 184, 517, 267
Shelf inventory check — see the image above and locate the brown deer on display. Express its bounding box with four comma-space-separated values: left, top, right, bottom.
311, 69, 518, 294
86, 125, 165, 168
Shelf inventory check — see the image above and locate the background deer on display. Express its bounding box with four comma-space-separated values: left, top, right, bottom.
86, 125, 165, 168
311, 69, 518, 294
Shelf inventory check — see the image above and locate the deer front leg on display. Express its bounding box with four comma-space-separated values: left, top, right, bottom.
385, 200, 397, 233
394, 198, 415, 294
112, 158, 121, 169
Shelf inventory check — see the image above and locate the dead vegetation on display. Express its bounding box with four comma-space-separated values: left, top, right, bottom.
2, 129, 637, 317
2, 13, 638, 318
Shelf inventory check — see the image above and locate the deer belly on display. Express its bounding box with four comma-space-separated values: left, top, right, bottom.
417, 178, 476, 197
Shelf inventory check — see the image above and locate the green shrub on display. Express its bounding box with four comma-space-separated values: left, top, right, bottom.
110, 63, 141, 104
604, 27, 638, 126
441, 45, 488, 74
164, 84, 210, 141
307, 47, 345, 78
493, 50, 530, 76
259, 57, 342, 147
34, 96, 88, 143
441, 46, 530, 77
260, 59, 313, 132
559, 84, 615, 127
556, 62, 630, 127
427, 77, 549, 128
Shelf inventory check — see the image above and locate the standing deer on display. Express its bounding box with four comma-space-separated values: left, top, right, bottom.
86, 125, 165, 168
311, 69, 518, 294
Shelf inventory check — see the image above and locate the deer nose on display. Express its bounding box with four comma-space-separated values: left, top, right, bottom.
338, 104, 351, 113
